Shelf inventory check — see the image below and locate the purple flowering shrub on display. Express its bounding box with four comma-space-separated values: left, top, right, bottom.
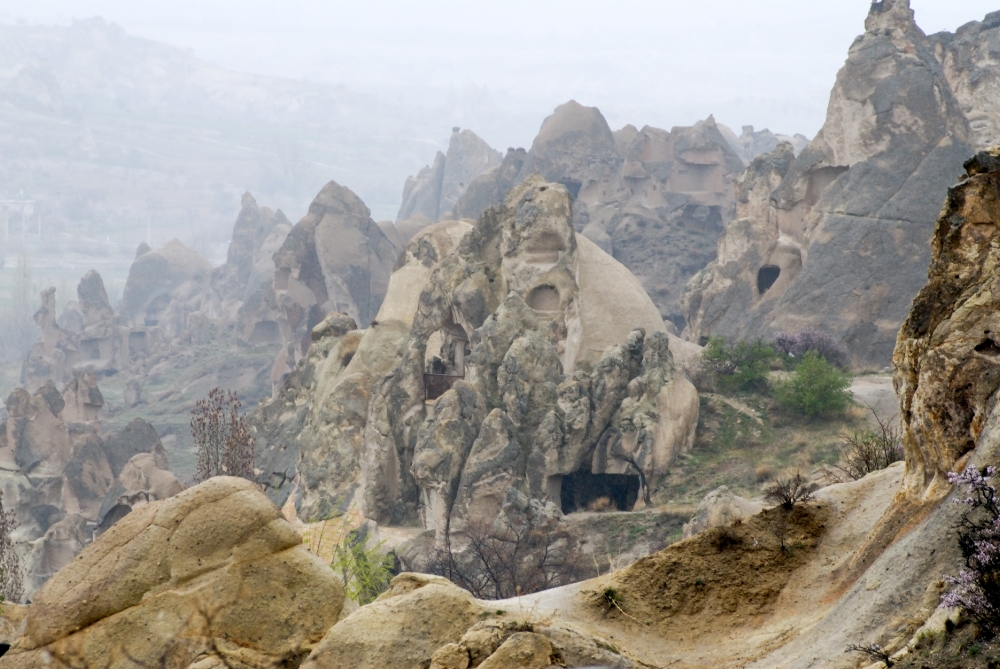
943, 466, 1000, 636
772, 327, 849, 369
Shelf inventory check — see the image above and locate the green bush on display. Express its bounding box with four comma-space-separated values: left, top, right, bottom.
701, 337, 777, 394
330, 527, 395, 605
774, 351, 852, 418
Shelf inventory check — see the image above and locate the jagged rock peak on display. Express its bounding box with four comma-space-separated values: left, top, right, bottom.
866, 0, 916, 33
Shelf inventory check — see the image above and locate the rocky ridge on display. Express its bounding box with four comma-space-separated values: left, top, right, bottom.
683, 0, 973, 367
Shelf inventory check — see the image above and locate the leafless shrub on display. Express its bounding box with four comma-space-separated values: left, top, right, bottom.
0, 490, 23, 603
191, 388, 255, 483
427, 510, 583, 600
837, 408, 903, 481
846, 642, 894, 667
764, 471, 815, 510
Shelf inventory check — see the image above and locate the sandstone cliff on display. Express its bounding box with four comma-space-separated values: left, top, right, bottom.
684, 0, 972, 367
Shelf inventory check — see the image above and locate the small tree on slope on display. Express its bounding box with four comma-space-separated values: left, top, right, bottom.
192, 388, 255, 483
943, 466, 1000, 637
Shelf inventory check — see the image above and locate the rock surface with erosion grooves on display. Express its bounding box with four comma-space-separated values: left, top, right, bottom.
254, 177, 701, 553
396, 128, 502, 234
894, 147, 1000, 499
932, 11, 1000, 150
2, 476, 344, 669
684, 0, 972, 367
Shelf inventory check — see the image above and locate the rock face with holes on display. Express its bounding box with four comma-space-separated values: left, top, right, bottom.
2, 477, 344, 669
397, 128, 502, 230
683, 0, 973, 367
1, 378, 180, 598
255, 177, 700, 558
894, 148, 1000, 499
446, 101, 744, 328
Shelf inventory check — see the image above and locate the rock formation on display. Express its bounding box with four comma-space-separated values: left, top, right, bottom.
932, 12, 1000, 150
21, 272, 126, 391
1, 375, 181, 597
894, 147, 1000, 499
3, 476, 344, 669
718, 123, 810, 165
684, 0, 973, 367
254, 177, 700, 559
396, 128, 502, 232
681, 485, 765, 539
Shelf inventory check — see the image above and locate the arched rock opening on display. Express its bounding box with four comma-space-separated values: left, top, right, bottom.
560, 472, 640, 514
757, 265, 781, 295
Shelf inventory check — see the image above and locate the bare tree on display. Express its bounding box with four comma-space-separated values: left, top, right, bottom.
191, 388, 255, 483
837, 408, 903, 481
0, 490, 23, 603
764, 471, 815, 511
427, 510, 582, 600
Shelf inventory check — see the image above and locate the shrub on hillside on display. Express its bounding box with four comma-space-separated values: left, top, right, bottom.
772, 327, 849, 369
774, 351, 852, 418
836, 409, 903, 480
943, 466, 1000, 638
764, 471, 815, 511
700, 337, 777, 394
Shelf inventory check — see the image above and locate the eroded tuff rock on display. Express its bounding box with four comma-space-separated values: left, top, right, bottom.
718, 123, 809, 165
450, 101, 745, 327
684, 0, 972, 367
932, 11, 1000, 150
894, 147, 1000, 499
396, 128, 502, 230
255, 177, 700, 552
1, 377, 180, 597
3, 477, 344, 669
21, 271, 125, 391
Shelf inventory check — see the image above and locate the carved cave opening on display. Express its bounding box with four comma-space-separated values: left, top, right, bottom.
560, 472, 640, 514
424, 321, 470, 401
757, 265, 781, 295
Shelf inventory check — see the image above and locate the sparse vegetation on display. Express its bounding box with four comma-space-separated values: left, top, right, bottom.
329, 525, 395, 605
834, 408, 903, 480
191, 387, 256, 483
428, 510, 582, 600
846, 642, 895, 667
773, 351, 852, 418
764, 471, 815, 510
773, 326, 849, 369
943, 466, 1000, 638
0, 490, 23, 603
699, 337, 778, 394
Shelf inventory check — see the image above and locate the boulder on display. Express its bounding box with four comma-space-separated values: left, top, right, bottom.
684, 0, 973, 367
120, 238, 212, 327
682, 485, 766, 539
301, 573, 479, 669
3, 477, 344, 669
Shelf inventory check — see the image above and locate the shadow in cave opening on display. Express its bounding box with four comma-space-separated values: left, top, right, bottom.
560, 472, 640, 514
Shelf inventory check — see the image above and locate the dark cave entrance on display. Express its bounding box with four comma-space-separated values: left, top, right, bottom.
757, 265, 781, 295
560, 472, 640, 514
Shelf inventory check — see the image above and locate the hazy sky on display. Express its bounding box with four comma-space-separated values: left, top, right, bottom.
1, 1, 998, 146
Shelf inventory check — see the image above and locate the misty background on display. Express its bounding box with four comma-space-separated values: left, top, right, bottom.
0, 0, 996, 367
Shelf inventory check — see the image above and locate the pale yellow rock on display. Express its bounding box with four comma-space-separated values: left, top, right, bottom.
477, 632, 559, 669
430, 642, 471, 669
302, 573, 481, 669
4, 477, 343, 669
